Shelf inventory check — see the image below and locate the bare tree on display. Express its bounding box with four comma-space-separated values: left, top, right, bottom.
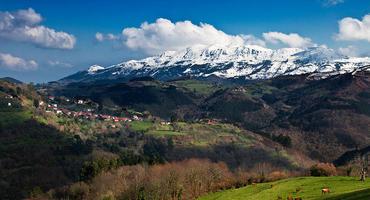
360, 153, 368, 181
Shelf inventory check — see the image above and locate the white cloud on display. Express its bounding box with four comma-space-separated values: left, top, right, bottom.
121, 18, 245, 54
338, 46, 360, 57
107, 33, 118, 40
95, 32, 104, 42
241, 34, 266, 47
323, 0, 344, 6
0, 8, 76, 49
336, 14, 370, 42
95, 32, 119, 42
0, 52, 38, 71
263, 32, 314, 48
97, 19, 320, 55
48, 60, 73, 68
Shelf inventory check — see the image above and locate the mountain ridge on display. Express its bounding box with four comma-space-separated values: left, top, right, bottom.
60, 45, 370, 83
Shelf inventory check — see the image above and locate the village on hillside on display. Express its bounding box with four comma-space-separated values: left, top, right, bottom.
40, 95, 145, 123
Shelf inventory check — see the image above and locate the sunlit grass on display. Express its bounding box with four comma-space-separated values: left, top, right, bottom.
199, 176, 370, 200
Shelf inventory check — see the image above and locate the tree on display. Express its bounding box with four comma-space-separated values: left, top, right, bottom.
360, 154, 368, 181
272, 134, 292, 148
143, 138, 167, 164
16, 86, 22, 95
167, 137, 174, 151
33, 99, 40, 108
170, 115, 178, 123
310, 163, 337, 176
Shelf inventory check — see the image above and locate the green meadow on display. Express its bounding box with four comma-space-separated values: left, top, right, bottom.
199, 176, 370, 200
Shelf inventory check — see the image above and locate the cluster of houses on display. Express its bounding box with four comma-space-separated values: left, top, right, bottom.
199, 118, 220, 125
42, 96, 143, 123
232, 87, 246, 93
4, 94, 14, 107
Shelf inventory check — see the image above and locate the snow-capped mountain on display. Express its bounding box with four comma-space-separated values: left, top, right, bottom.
87, 65, 105, 74
61, 45, 370, 83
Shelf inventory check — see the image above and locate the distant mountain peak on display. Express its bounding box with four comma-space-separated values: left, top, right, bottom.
87, 65, 105, 74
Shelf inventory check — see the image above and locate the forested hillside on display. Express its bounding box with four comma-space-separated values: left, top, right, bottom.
51, 70, 370, 162
1, 69, 369, 199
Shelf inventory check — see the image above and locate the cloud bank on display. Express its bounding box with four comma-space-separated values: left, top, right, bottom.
263, 32, 314, 48
48, 60, 73, 68
0, 52, 38, 71
121, 18, 246, 54
240, 35, 267, 47
96, 18, 315, 55
0, 8, 76, 49
336, 14, 370, 42
338, 45, 358, 57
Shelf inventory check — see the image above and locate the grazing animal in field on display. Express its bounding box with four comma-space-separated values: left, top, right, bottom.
294, 197, 302, 200
287, 194, 293, 200
252, 183, 257, 187
322, 188, 330, 194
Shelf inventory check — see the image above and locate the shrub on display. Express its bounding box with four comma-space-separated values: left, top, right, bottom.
52, 182, 89, 200
267, 171, 288, 181
272, 134, 292, 148
29, 186, 43, 198
310, 163, 337, 176
59, 159, 240, 200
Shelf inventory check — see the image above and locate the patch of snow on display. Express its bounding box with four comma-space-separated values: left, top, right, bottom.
81, 45, 370, 81
88, 65, 105, 74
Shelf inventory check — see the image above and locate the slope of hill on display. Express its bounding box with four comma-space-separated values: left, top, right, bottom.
60, 45, 370, 83
0, 120, 91, 199
334, 146, 370, 166
203, 70, 370, 162
0, 80, 92, 199
0, 77, 23, 84
199, 176, 370, 200
50, 69, 370, 163
0, 80, 35, 127
1, 78, 307, 199
3, 68, 369, 198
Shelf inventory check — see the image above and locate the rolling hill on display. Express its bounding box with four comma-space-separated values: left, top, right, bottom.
199, 176, 370, 200
0, 78, 305, 199
50, 68, 370, 163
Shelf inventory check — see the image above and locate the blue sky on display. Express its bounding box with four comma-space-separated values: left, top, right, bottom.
0, 0, 369, 82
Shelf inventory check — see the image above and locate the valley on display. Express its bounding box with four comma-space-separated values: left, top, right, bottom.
1, 68, 370, 199
2, 2, 370, 200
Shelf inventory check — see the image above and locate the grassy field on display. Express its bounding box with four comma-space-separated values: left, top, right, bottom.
199, 176, 370, 200
174, 80, 223, 95
128, 120, 254, 146
0, 111, 32, 127
129, 120, 154, 132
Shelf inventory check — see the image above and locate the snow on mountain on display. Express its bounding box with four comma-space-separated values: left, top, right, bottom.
63, 45, 370, 82
87, 65, 105, 74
